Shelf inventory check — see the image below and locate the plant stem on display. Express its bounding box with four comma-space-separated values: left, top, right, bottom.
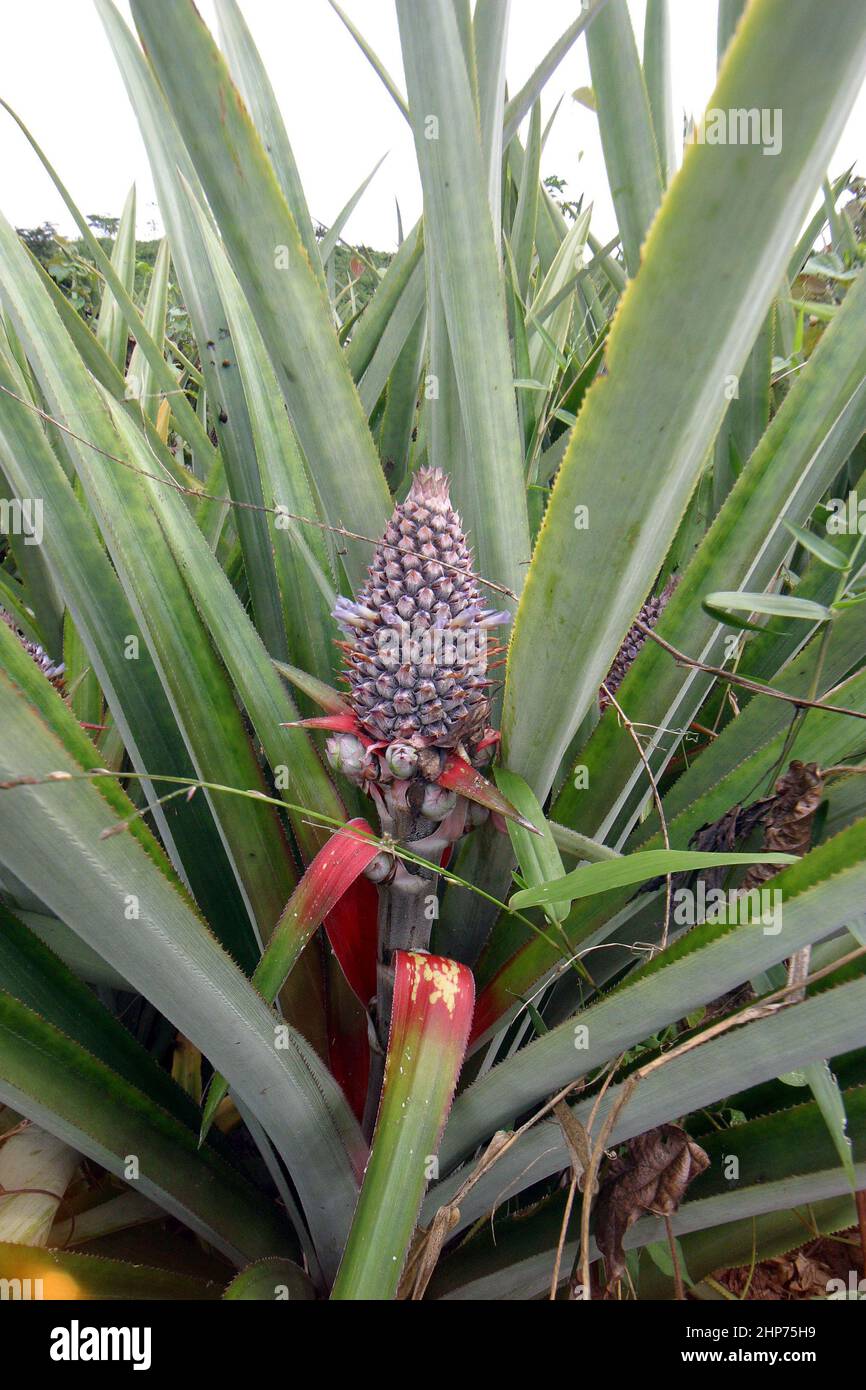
363, 812, 439, 1139
665, 1214, 685, 1300
373, 867, 437, 1049
634, 620, 866, 722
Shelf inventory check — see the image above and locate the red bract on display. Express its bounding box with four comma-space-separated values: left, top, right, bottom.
280, 712, 368, 737
326, 960, 371, 1126
200, 817, 382, 1140
438, 752, 540, 834
323, 868, 378, 1009
283, 701, 536, 833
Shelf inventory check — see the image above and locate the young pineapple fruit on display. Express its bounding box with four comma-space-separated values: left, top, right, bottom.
329, 468, 508, 827
327, 469, 510, 1078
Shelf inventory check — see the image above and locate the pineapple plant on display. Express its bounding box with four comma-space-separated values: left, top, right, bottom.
0, 0, 865, 1306
326, 466, 512, 1084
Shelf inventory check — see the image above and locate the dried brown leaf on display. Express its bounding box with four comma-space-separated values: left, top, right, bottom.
742, 760, 824, 889
595, 1124, 709, 1284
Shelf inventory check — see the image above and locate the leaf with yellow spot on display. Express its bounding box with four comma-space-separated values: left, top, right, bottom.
331, 951, 473, 1300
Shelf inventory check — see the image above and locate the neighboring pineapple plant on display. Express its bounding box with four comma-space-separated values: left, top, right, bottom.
1, 0, 866, 1305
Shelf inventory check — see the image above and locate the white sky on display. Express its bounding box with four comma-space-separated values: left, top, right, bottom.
0, 1, 864, 252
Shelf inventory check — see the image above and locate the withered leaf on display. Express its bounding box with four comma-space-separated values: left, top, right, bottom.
554, 1101, 595, 1193
594, 1124, 709, 1284
789, 1250, 832, 1296
741, 760, 824, 890
638, 761, 824, 901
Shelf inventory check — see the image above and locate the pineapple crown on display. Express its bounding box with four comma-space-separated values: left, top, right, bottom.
332, 469, 509, 756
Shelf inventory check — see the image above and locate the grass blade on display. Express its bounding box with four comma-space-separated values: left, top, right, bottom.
508, 848, 795, 912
